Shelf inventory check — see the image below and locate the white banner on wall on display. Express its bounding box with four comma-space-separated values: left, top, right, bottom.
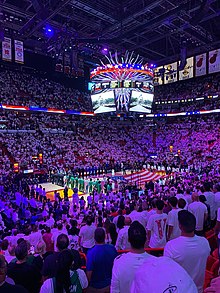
14, 40, 24, 63
195, 53, 207, 76
179, 57, 194, 80
164, 62, 178, 84
2, 37, 12, 61
209, 49, 220, 74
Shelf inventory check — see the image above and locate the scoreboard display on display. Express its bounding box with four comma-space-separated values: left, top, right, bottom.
91, 80, 154, 94
90, 54, 154, 113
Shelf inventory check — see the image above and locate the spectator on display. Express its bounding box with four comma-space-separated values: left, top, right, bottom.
78, 216, 96, 254
147, 199, 168, 248
203, 182, 216, 225
86, 228, 117, 293
42, 233, 69, 280
0, 255, 28, 293
164, 210, 210, 293
7, 240, 41, 293
115, 217, 132, 251
188, 192, 208, 236
40, 249, 88, 293
111, 221, 155, 293
131, 256, 197, 293
42, 226, 54, 252
167, 196, 181, 241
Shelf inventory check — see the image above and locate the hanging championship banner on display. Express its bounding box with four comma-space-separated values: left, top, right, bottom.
64, 52, 71, 74
55, 54, 63, 72
78, 57, 84, 76
2, 37, 12, 61
153, 66, 164, 85
71, 50, 78, 76
14, 40, 24, 63
164, 62, 177, 84
179, 57, 194, 80
195, 53, 207, 76
209, 49, 220, 74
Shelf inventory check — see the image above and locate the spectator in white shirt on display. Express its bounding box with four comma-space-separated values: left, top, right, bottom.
188, 192, 208, 236
115, 217, 132, 251
131, 256, 197, 293
52, 223, 68, 252
167, 196, 181, 241
214, 184, 220, 210
111, 221, 155, 293
147, 199, 168, 248
164, 210, 210, 293
78, 216, 96, 254
203, 182, 216, 224
28, 225, 43, 250
128, 207, 147, 228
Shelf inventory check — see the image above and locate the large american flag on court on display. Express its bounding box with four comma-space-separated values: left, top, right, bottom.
123, 170, 161, 185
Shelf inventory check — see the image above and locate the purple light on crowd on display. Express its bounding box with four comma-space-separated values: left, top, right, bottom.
103, 47, 108, 51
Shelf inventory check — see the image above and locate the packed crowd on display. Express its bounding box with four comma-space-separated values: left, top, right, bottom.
0, 113, 220, 178
154, 72, 220, 102
0, 67, 220, 292
0, 69, 92, 111
0, 172, 220, 292
0, 67, 220, 115
154, 72, 220, 113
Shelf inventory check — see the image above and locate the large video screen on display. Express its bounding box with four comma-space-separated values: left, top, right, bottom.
130, 90, 154, 109
91, 91, 116, 113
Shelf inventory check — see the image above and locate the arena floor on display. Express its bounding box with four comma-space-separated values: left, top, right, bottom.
42, 183, 84, 202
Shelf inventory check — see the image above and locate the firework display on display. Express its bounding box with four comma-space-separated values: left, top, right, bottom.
90, 51, 154, 113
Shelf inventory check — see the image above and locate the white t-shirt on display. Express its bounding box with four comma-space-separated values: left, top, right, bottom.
115, 226, 131, 251
79, 225, 96, 248
128, 211, 147, 228
188, 201, 208, 231
164, 235, 210, 293
147, 213, 168, 248
184, 194, 192, 205
111, 252, 155, 293
145, 209, 157, 222
40, 269, 88, 293
167, 208, 181, 240
204, 191, 216, 220
215, 192, 220, 209
28, 231, 43, 249
131, 256, 197, 293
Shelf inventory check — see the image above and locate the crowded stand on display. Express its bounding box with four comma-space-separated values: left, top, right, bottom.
0, 68, 92, 111
153, 72, 220, 113
0, 112, 220, 293
1, 0, 220, 290
0, 63, 220, 293
1, 112, 219, 177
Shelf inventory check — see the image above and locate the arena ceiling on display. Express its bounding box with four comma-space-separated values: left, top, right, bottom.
0, 0, 220, 65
